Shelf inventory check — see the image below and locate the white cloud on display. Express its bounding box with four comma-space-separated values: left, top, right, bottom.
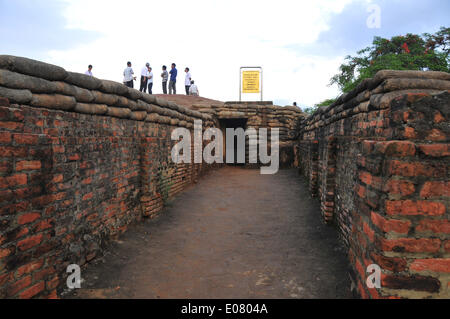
45, 0, 356, 106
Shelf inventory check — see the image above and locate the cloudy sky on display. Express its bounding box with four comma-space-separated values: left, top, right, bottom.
0, 0, 449, 106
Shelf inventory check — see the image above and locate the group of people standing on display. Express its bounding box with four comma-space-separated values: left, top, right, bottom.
121, 62, 199, 96
84, 62, 199, 96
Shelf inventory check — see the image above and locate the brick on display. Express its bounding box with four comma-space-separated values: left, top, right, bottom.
82, 192, 93, 201
7, 275, 32, 297
0, 273, 13, 286
371, 212, 411, 234
356, 184, 366, 198
410, 259, 450, 273
386, 200, 445, 216
13, 134, 38, 145
445, 241, 450, 252
0, 246, 15, 259
375, 141, 416, 157
385, 179, 415, 197
379, 238, 441, 253
387, 160, 445, 177
370, 252, 407, 272
44, 289, 58, 299
19, 281, 45, 299
16, 160, 41, 171
381, 274, 440, 293
33, 266, 56, 281
363, 222, 375, 242
420, 181, 449, 199
0, 132, 12, 144
0, 146, 28, 157
46, 276, 59, 290
416, 220, 450, 234
418, 144, 450, 157
51, 174, 63, 183
0, 122, 24, 131
404, 127, 417, 139
17, 234, 44, 251
16, 259, 44, 277
433, 111, 445, 123
426, 129, 446, 141
0, 174, 27, 189
18, 212, 41, 225
33, 219, 53, 232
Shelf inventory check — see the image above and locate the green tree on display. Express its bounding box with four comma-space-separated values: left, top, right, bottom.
330, 27, 450, 94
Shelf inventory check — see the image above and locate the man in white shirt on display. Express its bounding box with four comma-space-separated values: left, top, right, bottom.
185, 67, 192, 95
123, 61, 135, 88
140, 63, 150, 93
147, 67, 154, 95
189, 80, 199, 96
85, 65, 93, 77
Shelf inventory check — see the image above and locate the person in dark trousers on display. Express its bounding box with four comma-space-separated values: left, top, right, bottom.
161, 65, 168, 94
147, 67, 154, 94
169, 63, 177, 95
123, 61, 135, 88
184, 67, 192, 95
140, 63, 150, 92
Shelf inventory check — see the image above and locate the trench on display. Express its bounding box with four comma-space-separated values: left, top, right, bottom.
65, 167, 351, 299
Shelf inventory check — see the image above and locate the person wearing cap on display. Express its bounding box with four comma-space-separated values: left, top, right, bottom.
123, 61, 136, 88
140, 63, 150, 93
85, 65, 93, 77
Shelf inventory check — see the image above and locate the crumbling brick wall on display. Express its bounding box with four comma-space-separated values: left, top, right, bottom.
297, 70, 450, 298
0, 56, 218, 298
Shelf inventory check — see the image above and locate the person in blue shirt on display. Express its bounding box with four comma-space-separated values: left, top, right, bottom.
169, 63, 177, 95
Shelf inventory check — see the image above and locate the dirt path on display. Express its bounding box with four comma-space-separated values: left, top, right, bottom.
66, 167, 351, 299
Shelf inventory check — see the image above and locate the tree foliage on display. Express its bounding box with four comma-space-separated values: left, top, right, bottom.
330, 27, 450, 93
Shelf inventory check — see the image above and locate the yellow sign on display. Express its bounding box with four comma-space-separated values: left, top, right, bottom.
242, 71, 260, 93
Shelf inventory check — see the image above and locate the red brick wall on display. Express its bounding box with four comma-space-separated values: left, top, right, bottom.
0, 101, 216, 299
297, 71, 449, 298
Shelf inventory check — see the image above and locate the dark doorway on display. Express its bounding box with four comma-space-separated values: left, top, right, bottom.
219, 118, 248, 166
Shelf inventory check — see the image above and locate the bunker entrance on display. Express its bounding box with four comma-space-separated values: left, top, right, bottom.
219, 118, 248, 166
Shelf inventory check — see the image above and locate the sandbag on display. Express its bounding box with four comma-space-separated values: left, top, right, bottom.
130, 111, 147, 121
145, 113, 159, 122
374, 70, 450, 83
373, 78, 450, 94
65, 71, 102, 90
0, 55, 68, 81
0, 69, 58, 93
115, 96, 130, 108
31, 94, 76, 110
126, 87, 143, 101
0, 86, 33, 104
136, 100, 150, 111
99, 79, 128, 95
155, 97, 169, 107
74, 103, 108, 115
92, 91, 119, 105
141, 93, 157, 104
106, 107, 131, 119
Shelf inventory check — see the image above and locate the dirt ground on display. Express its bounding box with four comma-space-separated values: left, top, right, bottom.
153, 94, 224, 109
65, 167, 352, 299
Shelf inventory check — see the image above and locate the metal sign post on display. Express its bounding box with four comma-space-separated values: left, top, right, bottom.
239, 66, 263, 102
